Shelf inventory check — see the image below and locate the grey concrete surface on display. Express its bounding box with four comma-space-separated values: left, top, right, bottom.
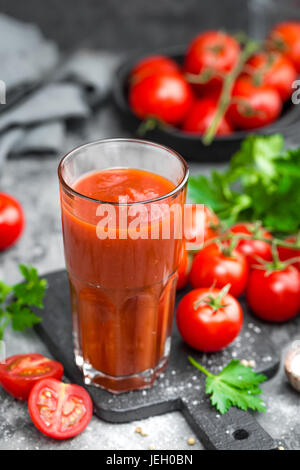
0, 0, 249, 52
0, 103, 299, 450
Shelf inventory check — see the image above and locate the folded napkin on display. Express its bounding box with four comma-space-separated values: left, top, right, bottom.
0, 14, 121, 166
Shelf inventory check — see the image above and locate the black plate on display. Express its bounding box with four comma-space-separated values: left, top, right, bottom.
113, 46, 300, 162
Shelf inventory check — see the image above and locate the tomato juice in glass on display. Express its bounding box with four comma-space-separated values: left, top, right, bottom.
58, 139, 188, 393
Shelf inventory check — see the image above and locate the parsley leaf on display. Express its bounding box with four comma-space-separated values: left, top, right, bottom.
189, 357, 267, 415
8, 303, 42, 331
0, 282, 12, 304
188, 134, 300, 234
0, 264, 47, 339
13, 265, 47, 308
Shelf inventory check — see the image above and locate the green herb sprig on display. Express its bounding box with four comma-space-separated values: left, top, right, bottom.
0, 265, 47, 340
188, 134, 300, 234
189, 357, 267, 414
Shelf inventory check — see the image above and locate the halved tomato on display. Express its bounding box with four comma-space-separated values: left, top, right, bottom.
28, 378, 93, 439
0, 354, 64, 400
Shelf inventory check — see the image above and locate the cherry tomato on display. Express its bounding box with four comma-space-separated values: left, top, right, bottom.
182, 98, 234, 136
189, 242, 249, 297
184, 31, 240, 94
177, 247, 192, 290
228, 77, 282, 130
278, 236, 300, 270
269, 22, 300, 73
176, 287, 243, 352
28, 378, 93, 439
129, 72, 194, 126
184, 205, 219, 250
228, 223, 272, 267
0, 354, 63, 401
130, 55, 180, 84
245, 52, 297, 101
246, 266, 300, 322
0, 192, 25, 251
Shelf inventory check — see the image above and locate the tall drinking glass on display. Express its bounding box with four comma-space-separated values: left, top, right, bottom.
58, 139, 188, 393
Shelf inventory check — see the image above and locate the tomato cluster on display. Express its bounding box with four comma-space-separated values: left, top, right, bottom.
176, 208, 300, 353
128, 23, 300, 136
0, 354, 92, 439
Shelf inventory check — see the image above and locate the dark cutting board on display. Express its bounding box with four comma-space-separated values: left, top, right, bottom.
35, 270, 280, 450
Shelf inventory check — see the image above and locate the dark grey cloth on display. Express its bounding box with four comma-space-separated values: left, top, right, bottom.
0, 14, 121, 165
0, 14, 59, 92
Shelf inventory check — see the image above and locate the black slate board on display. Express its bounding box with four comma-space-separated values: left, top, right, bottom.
35, 270, 280, 450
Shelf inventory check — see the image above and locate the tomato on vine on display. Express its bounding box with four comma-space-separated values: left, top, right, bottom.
130, 55, 180, 84
182, 98, 233, 136
228, 223, 272, 267
184, 31, 241, 94
129, 72, 194, 126
189, 241, 249, 297
245, 52, 297, 101
246, 246, 300, 322
268, 22, 300, 73
176, 284, 243, 352
184, 205, 220, 250
228, 76, 282, 130
177, 246, 191, 290
278, 235, 300, 270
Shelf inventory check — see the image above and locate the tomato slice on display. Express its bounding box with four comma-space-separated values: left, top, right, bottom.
28, 378, 93, 439
0, 354, 64, 400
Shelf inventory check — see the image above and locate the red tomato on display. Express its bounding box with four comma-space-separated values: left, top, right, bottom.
245, 52, 297, 101
269, 22, 300, 73
177, 247, 188, 290
129, 72, 194, 125
0, 192, 25, 251
176, 287, 243, 352
184, 205, 219, 250
184, 31, 240, 93
189, 242, 249, 297
228, 77, 282, 130
228, 223, 272, 267
130, 55, 180, 84
247, 266, 300, 322
28, 378, 93, 439
177, 247, 192, 290
182, 98, 234, 136
278, 236, 300, 270
0, 354, 63, 401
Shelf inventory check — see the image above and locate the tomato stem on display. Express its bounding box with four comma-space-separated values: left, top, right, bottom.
221, 235, 238, 257
137, 117, 162, 136
202, 39, 261, 145
188, 356, 214, 378
194, 283, 231, 312
270, 242, 283, 270
203, 231, 300, 251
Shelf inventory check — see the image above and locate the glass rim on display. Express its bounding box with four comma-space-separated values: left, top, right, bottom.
58, 138, 189, 206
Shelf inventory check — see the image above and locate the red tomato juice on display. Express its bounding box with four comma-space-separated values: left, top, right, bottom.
60, 168, 184, 392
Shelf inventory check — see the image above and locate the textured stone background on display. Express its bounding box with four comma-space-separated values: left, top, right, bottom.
0, 0, 249, 52
0, 0, 299, 451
